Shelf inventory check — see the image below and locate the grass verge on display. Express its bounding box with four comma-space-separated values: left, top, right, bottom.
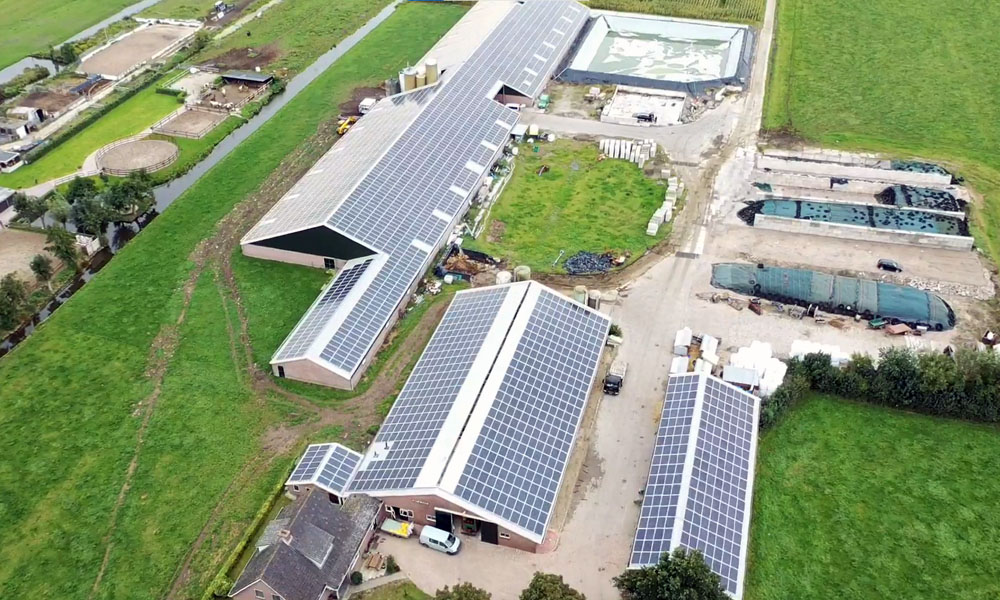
0, 4, 468, 599
747, 394, 1000, 599
353, 581, 431, 600
466, 139, 667, 273
762, 0, 1000, 266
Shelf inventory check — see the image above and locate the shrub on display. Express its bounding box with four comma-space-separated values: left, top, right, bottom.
385, 554, 400, 574
350, 571, 363, 585
609, 323, 623, 338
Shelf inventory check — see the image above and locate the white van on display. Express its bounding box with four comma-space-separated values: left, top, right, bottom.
419, 526, 461, 555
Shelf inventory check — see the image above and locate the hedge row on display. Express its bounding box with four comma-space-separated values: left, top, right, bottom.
761, 347, 1000, 428
1, 66, 50, 101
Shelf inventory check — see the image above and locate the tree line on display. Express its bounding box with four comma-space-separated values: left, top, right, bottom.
433, 548, 728, 600
12, 171, 155, 235
760, 347, 1000, 428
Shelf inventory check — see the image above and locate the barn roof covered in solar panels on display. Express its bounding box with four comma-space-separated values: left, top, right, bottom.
287, 443, 364, 496
246, 0, 589, 381
348, 281, 609, 543
629, 373, 760, 599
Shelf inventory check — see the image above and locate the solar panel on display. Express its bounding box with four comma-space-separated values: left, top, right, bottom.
629, 373, 759, 599
348, 286, 513, 492
287, 443, 334, 484
274, 257, 375, 361
316, 444, 363, 493
454, 287, 609, 536
253, 0, 589, 381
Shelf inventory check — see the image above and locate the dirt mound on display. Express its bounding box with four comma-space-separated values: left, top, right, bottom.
204, 43, 280, 70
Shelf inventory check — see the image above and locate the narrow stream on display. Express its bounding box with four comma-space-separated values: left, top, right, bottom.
0, 0, 403, 358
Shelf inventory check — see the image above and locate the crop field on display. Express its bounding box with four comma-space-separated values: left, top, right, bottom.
0, 84, 183, 188
140, 0, 224, 20
747, 395, 1000, 599
466, 139, 668, 273
0, 4, 468, 600
202, 0, 395, 74
0, 0, 137, 70
763, 0, 1000, 266
587, 0, 764, 24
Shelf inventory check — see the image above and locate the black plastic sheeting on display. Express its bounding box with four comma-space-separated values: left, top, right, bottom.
564, 251, 613, 275
875, 185, 965, 212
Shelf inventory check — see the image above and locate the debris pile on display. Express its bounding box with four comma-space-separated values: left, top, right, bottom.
565, 251, 613, 275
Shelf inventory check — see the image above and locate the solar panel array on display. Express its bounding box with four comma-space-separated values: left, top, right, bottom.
243, 86, 439, 244
454, 288, 609, 536
316, 444, 363, 493
629, 373, 759, 599
274, 258, 375, 361
349, 286, 513, 492
287, 443, 334, 484
287, 443, 364, 494
254, 0, 588, 379
629, 373, 700, 566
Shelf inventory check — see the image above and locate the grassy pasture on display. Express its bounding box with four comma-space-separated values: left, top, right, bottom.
0, 5, 468, 599
747, 394, 1000, 599
763, 0, 1000, 265
466, 140, 668, 273
587, 0, 764, 24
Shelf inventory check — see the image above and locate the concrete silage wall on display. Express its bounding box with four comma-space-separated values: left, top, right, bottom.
752, 215, 974, 251
711, 263, 956, 330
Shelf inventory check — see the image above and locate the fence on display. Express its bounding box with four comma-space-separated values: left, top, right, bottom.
94, 133, 180, 176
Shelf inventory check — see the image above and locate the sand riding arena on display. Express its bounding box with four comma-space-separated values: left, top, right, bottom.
96, 138, 179, 176
152, 107, 228, 139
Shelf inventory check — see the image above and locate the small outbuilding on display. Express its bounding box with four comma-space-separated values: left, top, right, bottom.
0, 151, 22, 173
222, 70, 275, 86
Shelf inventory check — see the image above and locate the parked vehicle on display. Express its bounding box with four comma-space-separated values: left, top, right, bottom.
603, 359, 628, 395
419, 526, 461, 554
633, 112, 657, 123
336, 116, 358, 135
380, 518, 412, 538
359, 97, 378, 114
877, 258, 903, 272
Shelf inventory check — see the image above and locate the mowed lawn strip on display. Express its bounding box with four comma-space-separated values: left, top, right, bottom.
201, 0, 395, 73
0, 85, 184, 188
762, 0, 1000, 263
747, 395, 1000, 600
0, 0, 137, 70
0, 5, 468, 600
466, 140, 667, 273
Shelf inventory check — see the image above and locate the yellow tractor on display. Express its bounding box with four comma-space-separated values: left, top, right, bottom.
336, 116, 357, 135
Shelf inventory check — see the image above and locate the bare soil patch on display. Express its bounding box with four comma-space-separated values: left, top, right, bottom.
0, 228, 50, 282
97, 139, 178, 173
18, 90, 77, 114
486, 220, 505, 243
338, 86, 386, 116
205, 43, 281, 71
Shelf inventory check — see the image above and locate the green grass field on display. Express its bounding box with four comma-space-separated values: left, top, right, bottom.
747, 395, 1000, 599
0, 0, 137, 70
140, 0, 224, 20
466, 140, 668, 273
0, 85, 183, 188
587, 0, 764, 24
202, 0, 395, 74
354, 581, 431, 600
763, 0, 1000, 264
0, 4, 468, 599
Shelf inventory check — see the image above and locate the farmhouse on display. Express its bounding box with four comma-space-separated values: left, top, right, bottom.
229, 488, 381, 600
629, 373, 760, 600
285, 281, 609, 552
240, 0, 588, 389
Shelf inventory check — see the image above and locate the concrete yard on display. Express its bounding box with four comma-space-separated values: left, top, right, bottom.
0, 228, 50, 282
80, 24, 197, 79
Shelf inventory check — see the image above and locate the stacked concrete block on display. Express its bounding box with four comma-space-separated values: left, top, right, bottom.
597, 138, 657, 168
